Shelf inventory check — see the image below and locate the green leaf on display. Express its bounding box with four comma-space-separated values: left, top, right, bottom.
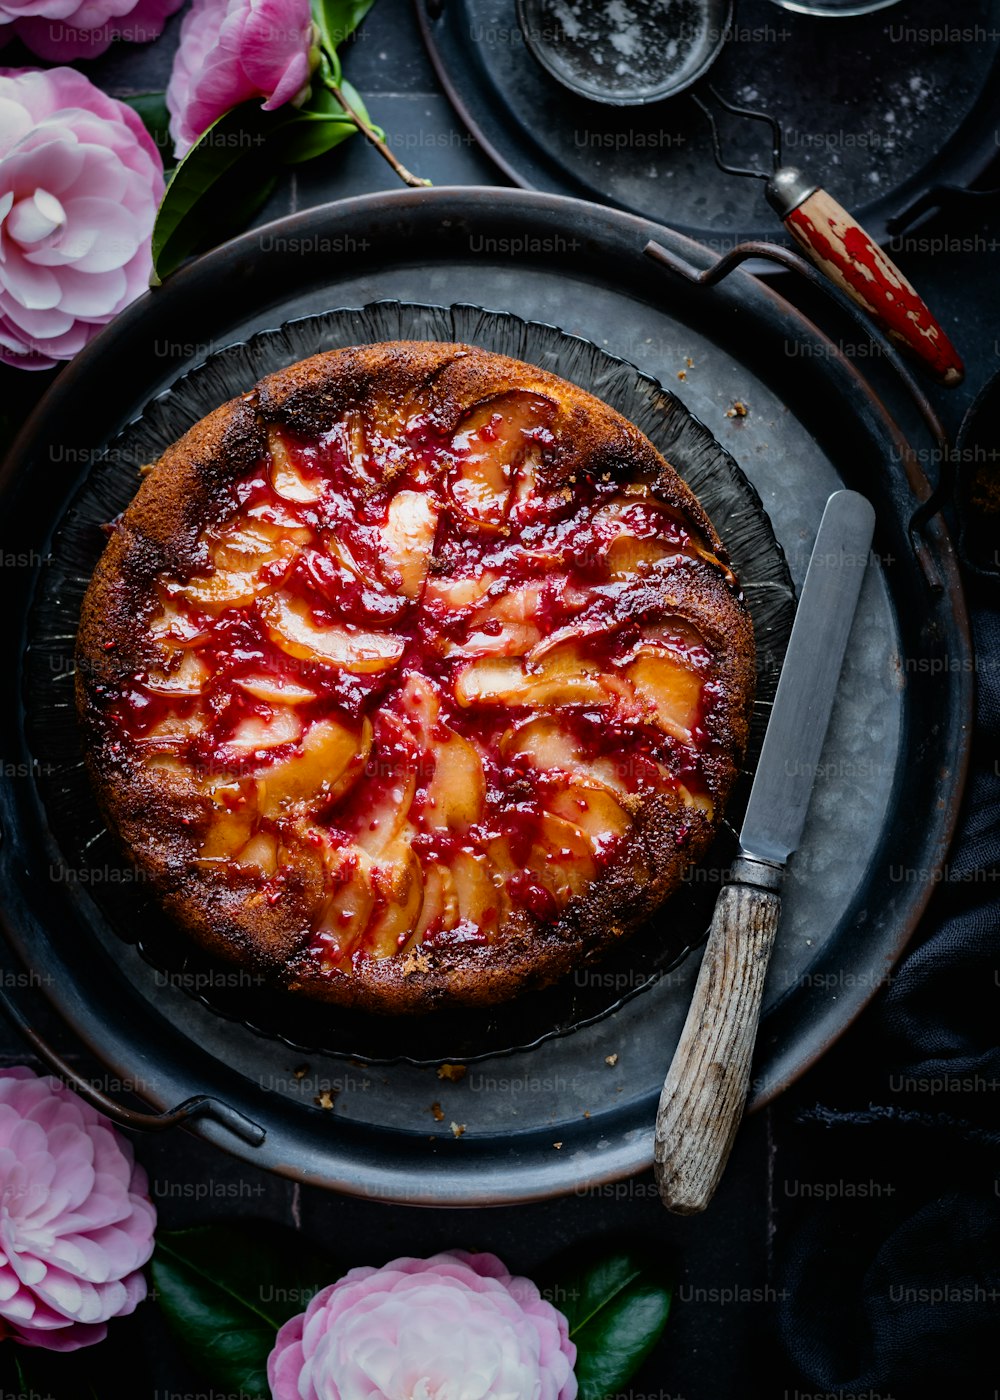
121, 91, 174, 172
553, 1250, 672, 1400
281, 112, 357, 164
151, 1224, 334, 1398
285, 79, 383, 163
150, 102, 297, 284
313, 0, 376, 52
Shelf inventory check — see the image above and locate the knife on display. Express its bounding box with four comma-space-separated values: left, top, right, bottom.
653, 488, 876, 1214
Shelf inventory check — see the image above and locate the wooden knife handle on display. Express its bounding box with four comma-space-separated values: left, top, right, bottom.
784, 187, 964, 387
654, 878, 780, 1215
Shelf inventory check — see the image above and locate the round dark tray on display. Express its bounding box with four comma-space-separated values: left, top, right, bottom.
0, 188, 971, 1203
418, 0, 1000, 248
23, 303, 794, 1066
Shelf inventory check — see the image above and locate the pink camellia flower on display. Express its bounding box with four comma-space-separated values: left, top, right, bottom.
0, 1067, 156, 1350
166, 0, 316, 159
0, 67, 164, 371
0, 0, 184, 62
268, 1250, 578, 1400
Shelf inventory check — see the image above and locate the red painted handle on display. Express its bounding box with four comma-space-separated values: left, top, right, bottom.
785, 188, 964, 386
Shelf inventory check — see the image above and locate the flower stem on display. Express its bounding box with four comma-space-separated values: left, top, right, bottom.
323, 75, 431, 188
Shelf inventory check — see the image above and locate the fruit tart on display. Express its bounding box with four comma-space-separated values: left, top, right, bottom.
76, 341, 755, 1013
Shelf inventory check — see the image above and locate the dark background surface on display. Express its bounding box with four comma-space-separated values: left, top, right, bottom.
2, 1, 1000, 1396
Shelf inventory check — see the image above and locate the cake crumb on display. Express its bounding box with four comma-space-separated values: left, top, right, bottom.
314, 1090, 336, 1110
431, 1101, 445, 1122
400, 950, 431, 977
553, 1141, 563, 1150
686, 357, 694, 368
450, 1121, 466, 1138
605, 1053, 619, 1067
293, 1064, 309, 1080
726, 401, 749, 419
437, 1063, 467, 1082
677, 370, 687, 381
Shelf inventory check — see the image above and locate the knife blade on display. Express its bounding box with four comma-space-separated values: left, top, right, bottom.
738, 488, 877, 872
653, 489, 875, 1215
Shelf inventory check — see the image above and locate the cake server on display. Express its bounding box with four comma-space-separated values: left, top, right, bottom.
654, 488, 876, 1214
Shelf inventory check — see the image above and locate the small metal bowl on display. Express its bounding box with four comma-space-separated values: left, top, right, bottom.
515, 0, 733, 106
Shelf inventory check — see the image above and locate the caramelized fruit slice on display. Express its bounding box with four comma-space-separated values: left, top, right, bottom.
407, 861, 460, 947
269, 428, 325, 503
381, 490, 438, 599
527, 812, 597, 904
450, 393, 552, 528
260, 592, 406, 672
226, 708, 303, 755
423, 728, 486, 831
606, 535, 676, 577
142, 709, 207, 745
454, 645, 610, 708
144, 651, 210, 695
196, 804, 256, 864
148, 597, 209, 648
256, 716, 372, 817
235, 831, 280, 877
548, 782, 631, 853
316, 847, 376, 961
366, 843, 424, 958
234, 673, 318, 705
625, 649, 702, 741
450, 848, 503, 935
502, 716, 629, 796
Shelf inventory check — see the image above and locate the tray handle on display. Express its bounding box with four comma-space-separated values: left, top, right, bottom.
0, 980, 266, 1145
643, 236, 951, 595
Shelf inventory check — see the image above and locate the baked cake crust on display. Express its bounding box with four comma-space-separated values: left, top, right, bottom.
76, 341, 755, 1013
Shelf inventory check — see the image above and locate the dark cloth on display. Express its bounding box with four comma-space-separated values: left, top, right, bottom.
773, 588, 1000, 1398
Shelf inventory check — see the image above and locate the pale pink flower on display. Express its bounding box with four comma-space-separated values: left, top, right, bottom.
0, 67, 164, 371
0, 0, 183, 62
0, 1067, 156, 1351
268, 1250, 578, 1400
166, 0, 316, 159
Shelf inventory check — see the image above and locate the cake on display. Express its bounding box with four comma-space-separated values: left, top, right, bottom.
75, 341, 755, 1014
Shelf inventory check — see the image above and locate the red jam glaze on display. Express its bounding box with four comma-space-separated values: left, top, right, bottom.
100, 392, 727, 972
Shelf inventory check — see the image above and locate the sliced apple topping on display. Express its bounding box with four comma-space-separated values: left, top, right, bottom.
366, 843, 424, 958
548, 781, 631, 854
501, 716, 630, 797
256, 716, 371, 817
527, 812, 596, 904
235, 831, 280, 877
406, 861, 460, 947
424, 570, 498, 614
260, 592, 406, 672
423, 728, 486, 831
625, 649, 702, 742
147, 597, 209, 648
316, 847, 376, 961
450, 848, 504, 934
213, 520, 307, 571
606, 535, 676, 578
454, 643, 611, 709
380, 490, 439, 599
269, 428, 326, 503
196, 804, 256, 864
144, 651, 210, 696
226, 707, 303, 755
450, 393, 553, 528
141, 709, 208, 745
234, 673, 318, 705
